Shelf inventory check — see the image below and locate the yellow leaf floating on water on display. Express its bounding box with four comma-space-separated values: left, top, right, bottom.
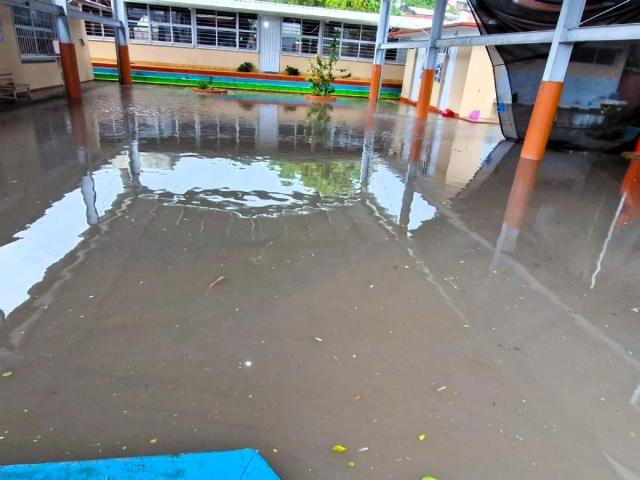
419, 434, 425, 441
332, 444, 347, 453
348, 461, 355, 467
354, 395, 363, 401
149, 439, 157, 444
1, 372, 12, 378
273, 449, 278, 453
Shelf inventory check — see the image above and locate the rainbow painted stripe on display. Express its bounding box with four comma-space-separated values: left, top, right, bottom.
92, 62, 402, 99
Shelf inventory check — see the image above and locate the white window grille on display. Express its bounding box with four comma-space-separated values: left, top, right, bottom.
282, 18, 320, 56
195, 11, 257, 50
126, 3, 192, 45
11, 6, 57, 57
82, 2, 115, 40
0, 20, 4, 42
322, 22, 406, 64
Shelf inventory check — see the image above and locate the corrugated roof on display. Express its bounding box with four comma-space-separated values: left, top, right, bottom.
139, 0, 434, 29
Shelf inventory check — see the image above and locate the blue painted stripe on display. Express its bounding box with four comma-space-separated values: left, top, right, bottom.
0, 450, 279, 480
92, 67, 401, 93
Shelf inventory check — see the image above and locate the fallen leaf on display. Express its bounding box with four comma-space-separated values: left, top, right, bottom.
208, 276, 226, 290
1, 372, 12, 378
422, 477, 439, 480
355, 395, 363, 401
358, 447, 368, 452
437, 386, 446, 392
273, 448, 278, 453
352, 354, 357, 358
403, 265, 410, 269
332, 444, 347, 453
348, 461, 355, 467
149, 439, 157, 444
314, 337, 323, 342
419, 434, 425, 441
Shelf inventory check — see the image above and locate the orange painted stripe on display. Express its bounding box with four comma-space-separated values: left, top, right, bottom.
520, 81, 564, 161
368, 64, 382, 100
60, 42, 82, 100
91, 61, 402, 89
118, 45, 132, 85
415, 69, 435, 120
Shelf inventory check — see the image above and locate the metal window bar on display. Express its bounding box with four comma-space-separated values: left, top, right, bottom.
11, 6, 57, 57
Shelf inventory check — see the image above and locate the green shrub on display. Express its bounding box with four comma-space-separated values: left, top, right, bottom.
237, 62, 254, 73
285, 65, 300, 76
306, 37, 350, 96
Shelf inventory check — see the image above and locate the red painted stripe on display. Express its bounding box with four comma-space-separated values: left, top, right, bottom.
92, 62, 402, 89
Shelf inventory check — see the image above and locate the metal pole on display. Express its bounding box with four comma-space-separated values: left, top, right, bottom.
52, 0, 82, 99
112, 0, 132, 85
520, 0, 586, 162
368, 0, 391, 101
415, 0, 447, 119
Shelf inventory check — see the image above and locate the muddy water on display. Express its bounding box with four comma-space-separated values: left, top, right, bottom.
0, 84, 638, 479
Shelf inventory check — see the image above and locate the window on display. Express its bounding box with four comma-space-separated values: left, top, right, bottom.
126, 3, 192, 45
322, 22, 405, 64
0, 19, 4, 42
571, 46, 618, 66
195, 11, 257, 50
282, 18, 320, 55
11, 6, 57, 57
83, 2, 115, 40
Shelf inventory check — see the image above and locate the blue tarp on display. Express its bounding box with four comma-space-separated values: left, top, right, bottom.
0, 449, 280, 479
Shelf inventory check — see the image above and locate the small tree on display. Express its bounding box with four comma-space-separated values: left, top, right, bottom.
306, 37, 350, 96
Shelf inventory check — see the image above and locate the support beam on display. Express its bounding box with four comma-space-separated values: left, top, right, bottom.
368, 0, 392, 101
0, 0, 122, 26
521, 0, 586, 162
415, 0, 446, 119
112, 0, 132, 85
378, 23, 640, 51
53, 0, 82, 100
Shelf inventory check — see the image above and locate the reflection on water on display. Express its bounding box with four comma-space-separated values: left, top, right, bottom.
1, 85, 640, 479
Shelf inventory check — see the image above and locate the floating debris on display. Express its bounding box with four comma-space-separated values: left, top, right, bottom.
150, 439, 157, 444
314, 337, 323, 342
273, 449, 278, 453
419, 434, 425, 441
208, 276, 226, 290
1, 372, 12, 378
347, 461, 355, 467
358, 447, 368, 452
437, 386, 446, 392
355, 395, 363, 401
332, 445, 347, 453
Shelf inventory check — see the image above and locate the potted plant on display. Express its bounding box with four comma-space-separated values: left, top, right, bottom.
192, 77, 228, 95
305, 37, 350, 103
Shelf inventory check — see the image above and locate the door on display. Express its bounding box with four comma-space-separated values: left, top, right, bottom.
259, 16, 282, 73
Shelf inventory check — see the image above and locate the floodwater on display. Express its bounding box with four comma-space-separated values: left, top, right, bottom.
0, 84, 639, 479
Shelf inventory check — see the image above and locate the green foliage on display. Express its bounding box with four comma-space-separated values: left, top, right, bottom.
306, 37, 350, 96
402, 0, 435, 8
270, 161, 361, 196
285, 65, 300, 76
265, 0, 381, 12
237, 62, 254, 73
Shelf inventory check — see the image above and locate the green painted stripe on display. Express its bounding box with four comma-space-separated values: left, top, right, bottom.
93, 72, 399, 99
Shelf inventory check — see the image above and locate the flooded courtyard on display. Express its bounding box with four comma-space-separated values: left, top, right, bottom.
0, 84, 639, 479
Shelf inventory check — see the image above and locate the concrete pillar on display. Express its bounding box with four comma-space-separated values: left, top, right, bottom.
112, 0, 132, 85
53, 4, 82, 100
520, 0, 586, 161
415, 0, 447, 119
368, 0, 391, 101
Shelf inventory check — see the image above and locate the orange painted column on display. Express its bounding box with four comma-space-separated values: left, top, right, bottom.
408, 119, 426, 163
520, 81, 564, 161
59, 42, 82, 100
368, 64, 382, 102
415, 69, 435, 120
118, 44, 133, 85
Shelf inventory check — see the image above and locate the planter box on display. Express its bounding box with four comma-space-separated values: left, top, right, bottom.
304, 94, 337, 103
192, 87, 228, 95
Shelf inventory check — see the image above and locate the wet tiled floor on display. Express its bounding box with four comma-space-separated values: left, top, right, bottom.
0, 84, 638, 479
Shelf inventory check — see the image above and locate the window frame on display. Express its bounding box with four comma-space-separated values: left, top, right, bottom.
126, 2, 194, 47
82, 2, 115, 41
11, 6, 58, 58
194, 10, 258, 52
281, 17, 321, 57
